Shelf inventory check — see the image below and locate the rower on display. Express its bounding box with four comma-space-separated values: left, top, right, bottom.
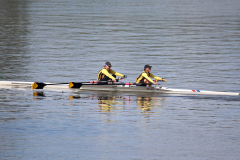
97, 62, 126, 84
136, 64, 167, 87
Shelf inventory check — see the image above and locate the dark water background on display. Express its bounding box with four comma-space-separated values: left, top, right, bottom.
1, 0, 240, 159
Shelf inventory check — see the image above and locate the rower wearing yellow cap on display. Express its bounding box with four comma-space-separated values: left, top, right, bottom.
136, 64, 167, 87
97, 62, 127, 84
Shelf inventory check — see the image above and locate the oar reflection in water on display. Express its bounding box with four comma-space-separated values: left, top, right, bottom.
33, 91, 46, 100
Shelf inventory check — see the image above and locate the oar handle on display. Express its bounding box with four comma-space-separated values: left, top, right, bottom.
96, 77, 125, 83
125, 82, 164, 85
125, 83, 154, 85
154, 79, 167, 82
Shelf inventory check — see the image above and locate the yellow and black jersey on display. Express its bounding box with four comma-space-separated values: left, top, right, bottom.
97, 68, 123, 81
136, 71, 163, 83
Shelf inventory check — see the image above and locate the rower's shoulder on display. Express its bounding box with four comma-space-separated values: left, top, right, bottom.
109, 68, 116, 72
101, 68, 108, 71
142, 72, 148, 76
149, 72, 154, 76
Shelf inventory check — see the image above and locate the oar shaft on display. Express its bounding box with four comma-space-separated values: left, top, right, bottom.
33, 81, 99, 89
33, 77, 159, 89
41, 81, 99, 85
69, 82, 129, 88
125, 83, 154, 85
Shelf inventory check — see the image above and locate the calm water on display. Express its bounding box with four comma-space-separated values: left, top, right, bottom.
1, 0, 240, 159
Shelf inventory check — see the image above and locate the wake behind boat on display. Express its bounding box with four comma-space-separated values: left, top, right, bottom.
0, 81, 239, 96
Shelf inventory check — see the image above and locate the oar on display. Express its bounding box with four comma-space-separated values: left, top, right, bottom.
125, 79, 166, 86
69, 81, 164, 89
69, 81, 126, 88
67, 77, 128, 89
32, 81, 99, 89
33, 78, 126, 89
32, 78, 163, 89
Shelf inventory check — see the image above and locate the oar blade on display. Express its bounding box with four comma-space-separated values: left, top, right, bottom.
32, 82, 45, 89
69, 82, 83, 88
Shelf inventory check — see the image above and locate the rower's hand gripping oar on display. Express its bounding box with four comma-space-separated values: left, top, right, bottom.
152, 79, 167, 85
125, 79, 166, 86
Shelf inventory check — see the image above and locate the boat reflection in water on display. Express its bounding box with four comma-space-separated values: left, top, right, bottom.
32, 90, 166, 112
67, 91, 166, 112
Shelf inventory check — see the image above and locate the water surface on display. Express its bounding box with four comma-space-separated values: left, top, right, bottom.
0, 0, 240, 159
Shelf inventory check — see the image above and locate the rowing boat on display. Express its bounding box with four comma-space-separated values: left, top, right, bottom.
76, 84, 239, 96
0, 81, 239, 96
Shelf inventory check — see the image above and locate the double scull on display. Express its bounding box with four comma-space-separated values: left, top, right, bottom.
0, 81, 239, 96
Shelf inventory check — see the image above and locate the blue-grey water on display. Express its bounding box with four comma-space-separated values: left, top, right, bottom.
1, 0, 240, 159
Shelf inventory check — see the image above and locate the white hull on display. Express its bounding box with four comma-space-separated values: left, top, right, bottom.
79, 85, 239, 96
0, 81, 239, 96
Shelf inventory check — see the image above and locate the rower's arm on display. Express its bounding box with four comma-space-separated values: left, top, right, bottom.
110, 69, 124, 77
102, 69, 116, 80
149, 73, 163, 81
142, 73, 154, 83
